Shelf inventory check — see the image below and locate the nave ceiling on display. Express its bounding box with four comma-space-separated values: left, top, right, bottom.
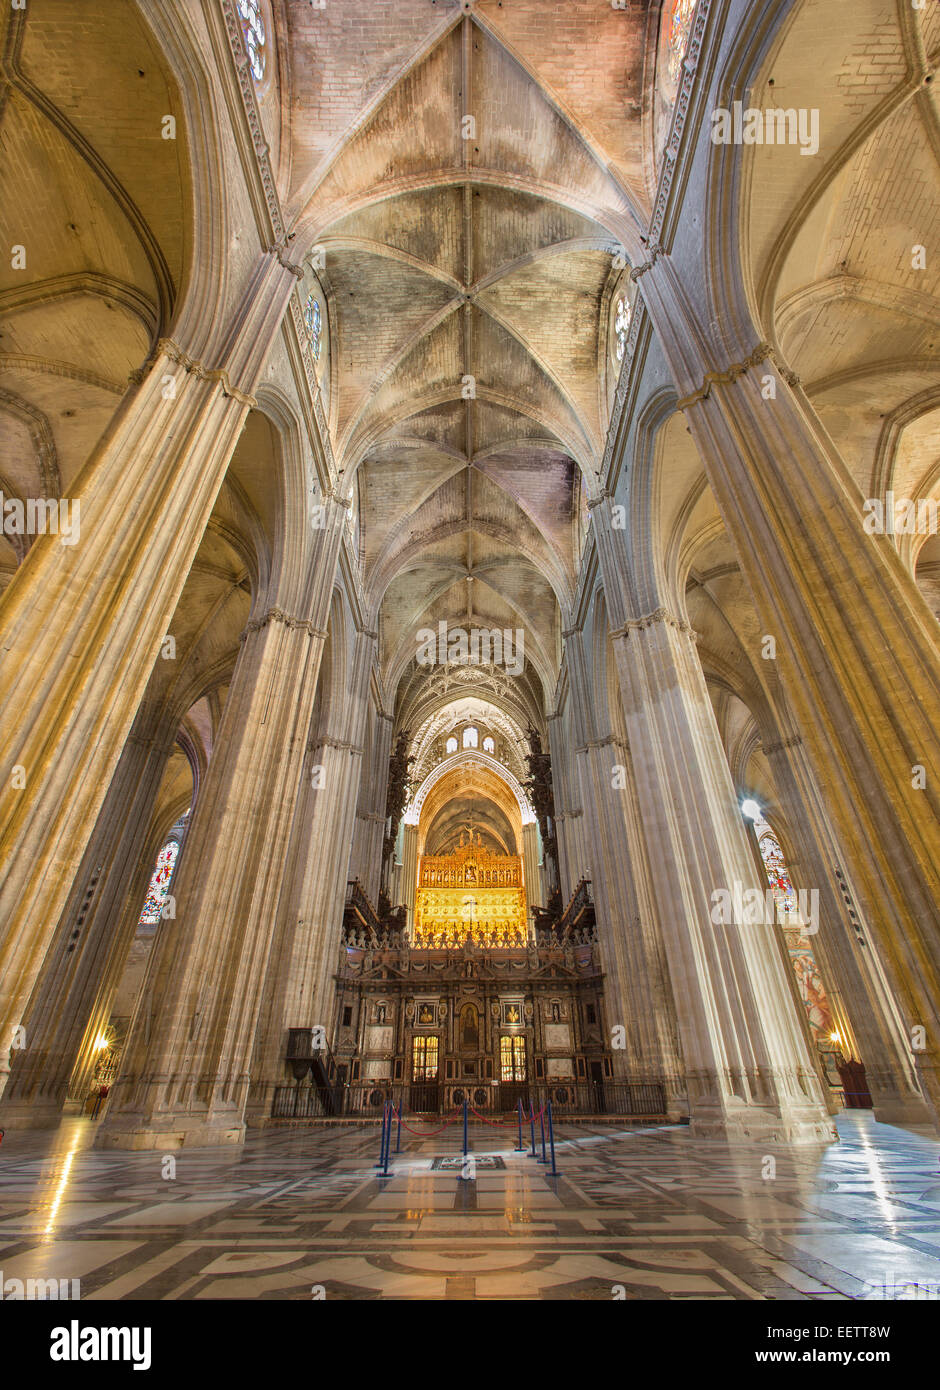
278, 0, 666, 730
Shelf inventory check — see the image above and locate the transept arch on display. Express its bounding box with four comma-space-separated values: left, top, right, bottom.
405, 751, 535, 837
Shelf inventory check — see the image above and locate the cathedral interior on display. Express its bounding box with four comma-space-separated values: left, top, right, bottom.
0, 0, 939, 1326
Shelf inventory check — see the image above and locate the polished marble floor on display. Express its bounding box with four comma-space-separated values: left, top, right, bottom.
1, 1111, 939, 1300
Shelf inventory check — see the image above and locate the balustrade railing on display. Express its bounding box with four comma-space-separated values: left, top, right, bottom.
271, 1078, 668, 1120
343, 879, 407, 949
556, 878, 594, 935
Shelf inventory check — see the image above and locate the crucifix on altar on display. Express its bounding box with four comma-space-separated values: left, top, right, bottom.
462, 896, 477, 937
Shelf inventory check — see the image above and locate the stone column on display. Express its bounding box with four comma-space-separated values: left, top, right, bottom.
97, 517, 344, 1149
245, 629, 376, 1119
0, 698, 180, 1129
521, 821, 542, 924
386, 830, 404, 914
564, 630, 685, 1111
0, 249, 302, 1100
400, 823, 419, 934
547, 711, 587, 897
639, 257, 940, 1123
609, 604, 833, 1143
349, 709, 393, 904
296, 631, 376, 1037
761, 734, 929, 1125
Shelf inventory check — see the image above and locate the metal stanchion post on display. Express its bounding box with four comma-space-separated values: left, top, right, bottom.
514, 1097, 525, 1151
375, 1101, 389, 1168
528, 1101, 537, 1157
538, 1101, 548, 1163
395, 1099, 402, 1154
463, 1097, 469, 1157
547, 1099, 561, 1177
382, 1107, 392, 1176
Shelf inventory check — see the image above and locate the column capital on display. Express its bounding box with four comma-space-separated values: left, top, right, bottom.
313, 736, 363, 755
320, 487, 353, 510
763, 734, 803, 756
241, 608, 328, 640
629, 242, 664, 281
675, 341, 800, 411
128, 338, 258, 406
575, 735, 617, 754
266, 242, 305, 280
610, 607, 697, 640
127, 733, 178, 759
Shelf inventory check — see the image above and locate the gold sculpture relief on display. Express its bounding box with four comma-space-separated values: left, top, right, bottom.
414, 841, 527, 947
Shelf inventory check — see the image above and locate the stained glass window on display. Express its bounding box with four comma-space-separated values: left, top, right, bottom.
446, 736, 458, 755
743, 802, 835, 1047
482, 736, 495, 754
463, 726, 478, 749
666, 0, 696, 89
751, 813, 798, 915
238, 0, 266, 83
303, 292, 322, 362
137, 839, 179, 925
613, 294, 631, 364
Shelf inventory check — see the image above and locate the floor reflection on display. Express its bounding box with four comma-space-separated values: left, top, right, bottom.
0, 1111, 937, 1299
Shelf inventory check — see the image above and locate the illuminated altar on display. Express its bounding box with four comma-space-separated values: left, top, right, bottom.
413, 837, 528, 948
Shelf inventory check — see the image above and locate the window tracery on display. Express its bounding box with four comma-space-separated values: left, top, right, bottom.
613, 294, 631, 364
751, 812, 797, 915
743, 802, 835, 1047
303, 292, 322, 361
238, 0, 266, 83
666, 0, 696, 88
138, 840, 179, 925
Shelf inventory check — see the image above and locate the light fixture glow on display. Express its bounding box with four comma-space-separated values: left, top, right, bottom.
741, 799, 761, 821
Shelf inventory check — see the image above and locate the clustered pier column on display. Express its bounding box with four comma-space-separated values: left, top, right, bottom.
0, 250, 302, 1103
97, 505, 345, 1149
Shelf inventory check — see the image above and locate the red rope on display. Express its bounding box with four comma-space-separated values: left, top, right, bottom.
394, 1107, 462, 1137
468, 1104, 524, 1128
377, 1102, 545, 1139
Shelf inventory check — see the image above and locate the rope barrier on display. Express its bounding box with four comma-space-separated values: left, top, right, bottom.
468, 1103, 545, 1127
374, 1101, 545, 1140
467, 1105, 516, 1128
395, 1107, 462, 1138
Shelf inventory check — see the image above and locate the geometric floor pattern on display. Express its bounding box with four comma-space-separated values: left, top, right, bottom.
1, 1111, 940, 1299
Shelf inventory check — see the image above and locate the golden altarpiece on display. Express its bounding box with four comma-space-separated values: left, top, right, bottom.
413, 835, 528, 948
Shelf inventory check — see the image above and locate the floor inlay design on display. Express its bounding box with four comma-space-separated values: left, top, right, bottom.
1, 1113, 938, 1300
431, 1155, 506, 1170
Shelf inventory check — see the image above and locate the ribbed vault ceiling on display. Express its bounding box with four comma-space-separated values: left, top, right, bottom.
285, 1, 659, 718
